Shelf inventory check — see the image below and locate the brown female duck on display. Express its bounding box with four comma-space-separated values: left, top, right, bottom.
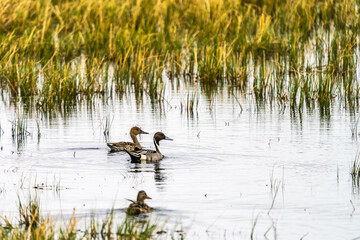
107, 126, 148, 152
125, 132, 173, 162
126, 190, 152, 215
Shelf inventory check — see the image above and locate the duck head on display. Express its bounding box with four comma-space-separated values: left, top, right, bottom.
137, 190, 152, 202
153, 132, 173, 145
130, 126, 149, 135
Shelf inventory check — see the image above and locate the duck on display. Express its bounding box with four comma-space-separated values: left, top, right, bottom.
126, 190, 152, 215
107, 126, 148, 152
125, 132, 173, 163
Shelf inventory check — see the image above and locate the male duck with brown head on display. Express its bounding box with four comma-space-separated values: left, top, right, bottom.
107, 126, 148, 152
125, 132, 173, 163
126, 190, 152, 215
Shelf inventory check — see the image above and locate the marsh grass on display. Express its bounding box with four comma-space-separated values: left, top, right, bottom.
250, 213, 260, 240
186, 93, 199, 114
0, 0, 359, 112
33, 175, 64, 192
0, 122, 4, 137
179, 92, 199, 119
0, 196, 176, 239
17, 195, 41, 230
351, 151, 360, 191
36, 120, 41, 143
10, 114, 30, 148
116, 216, 158, 240
103, 115, 113, 142
350, 115, 360, 139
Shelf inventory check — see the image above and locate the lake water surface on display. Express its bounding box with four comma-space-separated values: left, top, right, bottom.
0, 79, 360, 239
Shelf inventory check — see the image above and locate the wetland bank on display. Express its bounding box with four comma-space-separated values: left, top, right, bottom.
1, 0, 360, 239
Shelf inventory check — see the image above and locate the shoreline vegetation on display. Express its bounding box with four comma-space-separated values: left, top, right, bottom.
0, 196, 182, 239
0, 0, 359, 111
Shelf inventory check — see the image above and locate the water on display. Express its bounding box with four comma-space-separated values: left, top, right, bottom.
0, 83, 360, 239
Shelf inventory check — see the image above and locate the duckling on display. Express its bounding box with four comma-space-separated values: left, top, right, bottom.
107, 126, 148, 152
125, 132, 173, 163
126, 190, 152, 215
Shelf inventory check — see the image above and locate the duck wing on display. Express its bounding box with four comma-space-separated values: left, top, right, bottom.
107, 141, 136, 152
126, 202, 141, 215
126, 201, 152, 215
136, 149, 156, 155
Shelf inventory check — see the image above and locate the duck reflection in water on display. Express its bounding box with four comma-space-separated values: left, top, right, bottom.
129, 162, 167, 190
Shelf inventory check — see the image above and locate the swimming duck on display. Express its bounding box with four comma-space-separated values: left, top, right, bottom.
107, 126, 148, 152
126, 190, 152, 215
126, 132, 173, 162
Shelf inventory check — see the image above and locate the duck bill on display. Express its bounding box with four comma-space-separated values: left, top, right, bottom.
140, 130, 149, 134
164, 136, 173, 141
146, 196, 152, 200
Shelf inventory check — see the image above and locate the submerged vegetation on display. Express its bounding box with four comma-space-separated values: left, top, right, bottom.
0, 0, 359, 111
0, 196, 180, 239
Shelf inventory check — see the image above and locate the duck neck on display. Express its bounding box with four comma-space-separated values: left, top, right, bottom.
131, 132, 141, 148
153, 138, 161, 153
